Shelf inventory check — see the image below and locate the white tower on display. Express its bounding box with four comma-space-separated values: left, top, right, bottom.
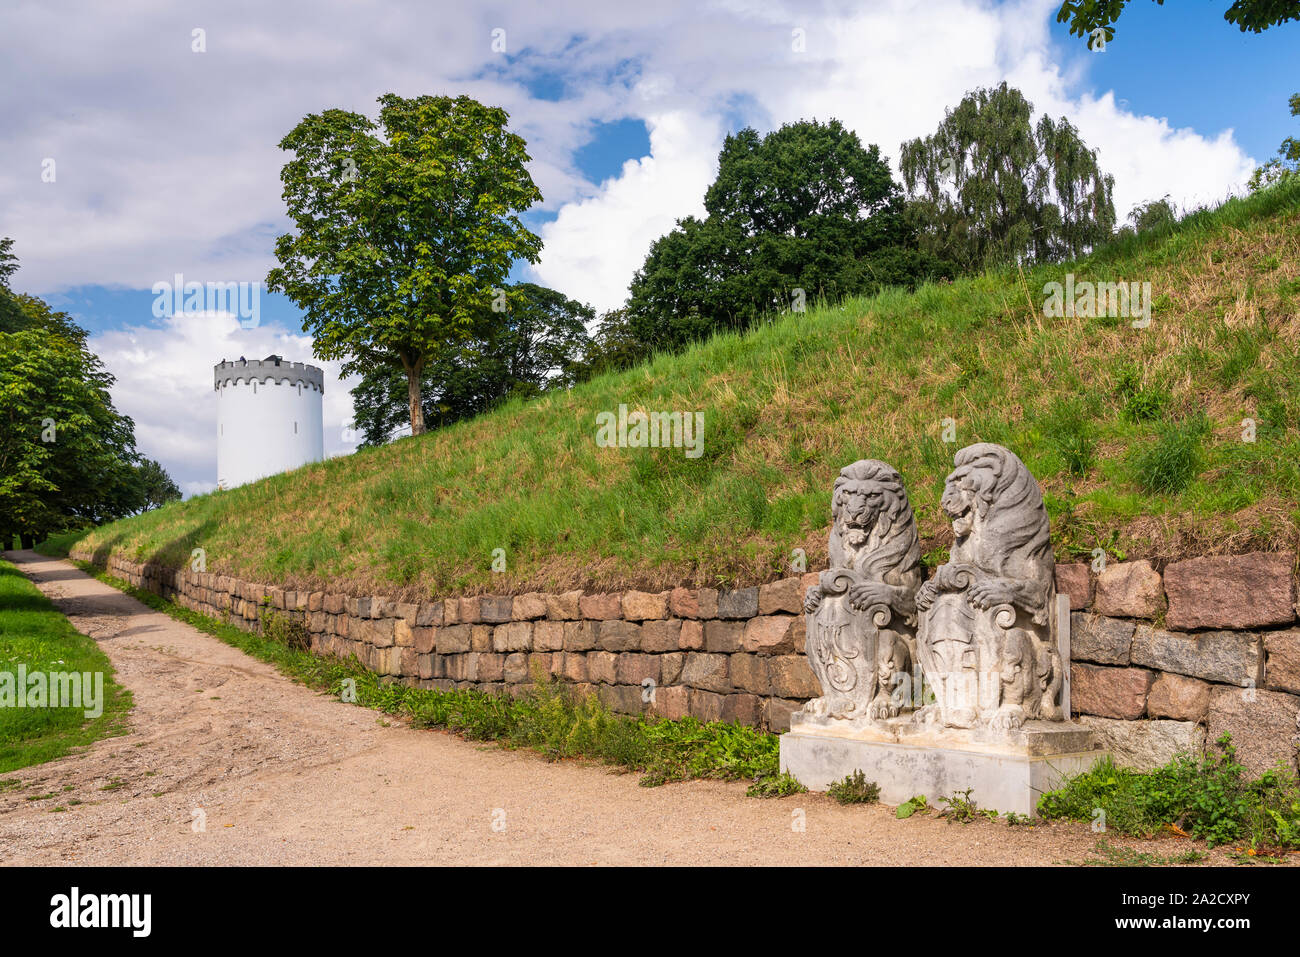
214, 355, 324, 489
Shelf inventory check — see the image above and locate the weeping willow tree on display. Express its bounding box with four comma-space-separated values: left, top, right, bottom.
899, 83, 1116, 273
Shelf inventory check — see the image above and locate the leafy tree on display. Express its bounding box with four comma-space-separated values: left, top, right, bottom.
900, 83, 1116, 272
350, 282, 592, 447
1058, 0, 1300, 48
574, 308, 643, 380
0, 259, 143, 546
268, 94, 543, 436
626, 119, 942, 352
1248, 92, 1300, 191
133, 458, 182, 512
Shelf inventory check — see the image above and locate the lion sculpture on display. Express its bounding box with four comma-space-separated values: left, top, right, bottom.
800, 460, 923, 721
915, 443, 1062, 732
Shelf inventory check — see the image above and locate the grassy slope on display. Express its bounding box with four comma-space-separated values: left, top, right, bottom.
68, 180, 1300, 600
0, 560, 131, 773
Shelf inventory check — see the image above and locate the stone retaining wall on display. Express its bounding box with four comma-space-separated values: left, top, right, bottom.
72, 547, 1300, 775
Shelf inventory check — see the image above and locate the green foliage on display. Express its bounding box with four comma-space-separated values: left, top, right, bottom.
896, 794, 930, 818
1114, 363, 1170, 422
900, 82, 1115, 271
746, 771, 808, 798
1131, 413, 1209, 494
259, 607, 312, 652
0, 255, 146, 544
827, 769, 881, 805
1068, 839, 1209, 867
1128, 195, 1178, 234
1039, 736, 1300, 849
132, 458, 182, 512
1057, 0, 1300, 48
0, 560, 131, 773
1249, 91, 1300, 192
1004, 811, 1033, 826
627, 119, 943, 353
351, 281, 594, 446
939, 787, 997, 823
268, 94, 544, 436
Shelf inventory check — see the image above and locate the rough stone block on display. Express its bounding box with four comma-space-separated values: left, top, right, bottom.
1094, 560, 1163, 618
437, 623, 472, 654
545, 591, 582, 620
1070, 613, 1134, 665
758, 578, 804, 615
580, 592, 622, 620
689, 689, 725, 722
562, 620, 597, 651
1130, 625, 1262, 686
1147, 672, 1211, 722
660, 652, 685, 686
616, 653, 660, 687
1265, 630, 1300, 695
560, 652, 587, 683
1077, 716, 1205, 771
492, 621, 532, 653
1164, 552, 1295, 631
680, 619, 704, 650
415, 601, 442, 627
695, 588, 719, 619
703, 620, 744, 653
650, 684, 689, 720
1207, 686, 1300, 774
742, 615, 797, 655
479, 595, 513, 623
503, 652, 528, 684
588, 651, 618, 684
458, 596, 481, 623
1055, 563, 1092, 610
730, 653, 770, 695
512, 593, 547, 620
681, 653, 730, 693
597, 620, 641, 652
764, 697, 801, 733
471, 624, 493, 652
768, 655, 819, 699
640, 619, 682, 652
722, 693, 764, 727
623, 590, 668, 621
668, 587, 701, 619
533, 619, 565, 652
1070, 663, 1153, 720
717, 587, 759, 619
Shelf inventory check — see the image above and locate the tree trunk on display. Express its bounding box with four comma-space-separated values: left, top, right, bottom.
404, 358, 426, 436
20, 532, 35, 549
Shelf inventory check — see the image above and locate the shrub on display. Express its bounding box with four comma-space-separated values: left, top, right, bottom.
827, 770, 880, 804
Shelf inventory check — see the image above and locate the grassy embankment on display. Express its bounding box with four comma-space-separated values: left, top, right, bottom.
60, 179, 1300, 604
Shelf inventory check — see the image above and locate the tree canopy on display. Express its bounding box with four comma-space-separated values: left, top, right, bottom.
350, 282, 592, 447
1, 243, 155, 545
626, 119, 943, 353
1057, 0, 1300, 48
267, 93, 544, 436
899, 83, 1116, 272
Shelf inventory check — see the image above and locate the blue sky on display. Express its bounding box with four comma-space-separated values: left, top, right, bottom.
1, 0, 1291, 493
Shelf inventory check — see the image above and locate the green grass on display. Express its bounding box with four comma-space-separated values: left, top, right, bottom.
0, 560, 131, 773
70, 560, 788, 791
56, 177, 1300, 599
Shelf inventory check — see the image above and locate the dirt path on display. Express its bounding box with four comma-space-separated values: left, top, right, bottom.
0, 550, 1238, 866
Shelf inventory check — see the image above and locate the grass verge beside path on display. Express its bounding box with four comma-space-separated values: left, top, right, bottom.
0, 559, 131, 774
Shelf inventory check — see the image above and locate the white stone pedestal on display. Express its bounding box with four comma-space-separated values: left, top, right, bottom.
780, 717, 1106, 816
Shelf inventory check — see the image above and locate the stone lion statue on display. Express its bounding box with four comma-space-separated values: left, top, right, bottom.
801, 460, 923, 721
915, 443, 1062, 731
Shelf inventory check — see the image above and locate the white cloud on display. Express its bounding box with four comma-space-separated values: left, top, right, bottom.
88, 311, 358, 495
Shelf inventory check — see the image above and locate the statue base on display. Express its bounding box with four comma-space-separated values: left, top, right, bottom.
780, 715, 1106, 816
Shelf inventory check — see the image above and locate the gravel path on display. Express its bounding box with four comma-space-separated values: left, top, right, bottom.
0, 551, 1240, 866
